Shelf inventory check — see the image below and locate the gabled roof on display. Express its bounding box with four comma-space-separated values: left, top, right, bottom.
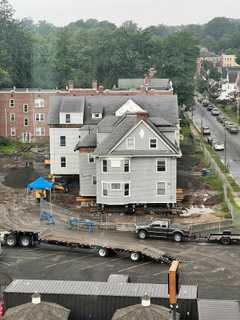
115, 99, 147, 117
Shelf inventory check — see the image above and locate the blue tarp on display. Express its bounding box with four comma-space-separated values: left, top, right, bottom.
26, 177, 53, 190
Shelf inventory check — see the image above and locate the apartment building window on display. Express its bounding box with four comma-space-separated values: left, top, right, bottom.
124, 160, 130, 172
61, 156, 66, 168
35, 113, 45, 122
10, 113, 15, 122
102, 159, 108, 172
102, 182, 108, 196
124, 183, 130, 196
111, 183, 121, 190
35, 127, 45, 136
156, 160, 166, 172
65, 114, 71, 123
150, 138, 157, 149
88, 153, 95, 163
157, 182, 165, 195
9, 99, 15, 108
24, 118, 29, 126
60, 136, 66, 146
10, 127, 16, 137
126, 137, 135, 149
34, 98, 44, 108
92, 176, 96, 185
23, 104, 29, 113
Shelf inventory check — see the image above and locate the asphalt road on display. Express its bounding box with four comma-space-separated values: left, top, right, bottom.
193, 103, 240, 184
1, 236, 240, 300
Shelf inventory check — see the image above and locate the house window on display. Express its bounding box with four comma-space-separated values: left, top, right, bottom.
92, 113, 102, 119
126, 137, 135, 149
35, 113, 45, 122
61, 157, 66, 168
10, 127, 16, 137
60, 136, 66, 146
111, 183, 121, 190
35, 127, 45, 136
150, 138, 157, 149
88, 153, 95, 163
10, 113, 15, 122
34, 98, 44, 108
157, 182, 165, 195
124, 183, 130, 196
157, 160, 166, 172
92, 176, 96, 185
102, 182, 108, 196
9, 99, 15, 107
102, 159, 108, 172
124, 160, 130, 172
24, 118, 29, 126
65, 114, 71, 123
23, 104, 29, 113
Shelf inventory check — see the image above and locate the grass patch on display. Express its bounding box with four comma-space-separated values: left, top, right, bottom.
0, 143, 18, 153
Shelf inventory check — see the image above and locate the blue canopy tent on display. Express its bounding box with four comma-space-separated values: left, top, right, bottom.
26, 177, 53, 190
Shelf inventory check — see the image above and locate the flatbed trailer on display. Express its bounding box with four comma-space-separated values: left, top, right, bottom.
206, 230, 240, 245
0, 229, 174, 264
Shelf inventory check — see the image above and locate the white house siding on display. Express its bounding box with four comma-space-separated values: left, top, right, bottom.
50, 127, 84, 175
79, 153, 96, 196
96, 157, 176, 205
115, 122, 170, 152
59, 112, 84, 125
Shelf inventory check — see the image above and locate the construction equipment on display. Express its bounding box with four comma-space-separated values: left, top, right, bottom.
168, 260, 180, 320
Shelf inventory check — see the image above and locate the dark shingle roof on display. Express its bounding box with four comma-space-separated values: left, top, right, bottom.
5, 279, 197, 300
198, 299, 240, 320
3, 301, 70, 320
118, 79, 171, 90
75, 131, 97, 149
60, 96, 85, 113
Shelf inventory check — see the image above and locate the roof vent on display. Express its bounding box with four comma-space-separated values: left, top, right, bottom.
32, 292, 41, 304
141, 293, 151, 307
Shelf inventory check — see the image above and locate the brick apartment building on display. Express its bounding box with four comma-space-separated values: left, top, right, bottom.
0, 78, 173, 143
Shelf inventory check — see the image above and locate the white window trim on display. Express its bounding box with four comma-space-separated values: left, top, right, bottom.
60, 136, 66, 147
61, 156, 66, 168
9, 99, 15, 108
34, 98, 45, 108
149, 138, 158, 149
156, 181, 166, 196
102, 159, 108, 174
126, 137, 135, 150
10, 127, 16, 137
65, 114, 71, 123
35, 113, 45, 122
23, 104, 29, 113
35, 127, 45, 136
102, 181, 109, 197
123, 159, 131, 173
10, 113, 15, 122
110, 182, 122, 191
92, 176, 96, 185
124, 182, 131, 197
88, 153, 95, 163
92, 113, 102, 119
156, 159, 167, 173
24, 118, 29, 126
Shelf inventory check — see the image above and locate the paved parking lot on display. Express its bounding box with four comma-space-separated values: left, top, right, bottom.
1, 236, 240, 300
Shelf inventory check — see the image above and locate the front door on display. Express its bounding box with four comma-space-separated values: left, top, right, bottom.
22, 132, 32, 143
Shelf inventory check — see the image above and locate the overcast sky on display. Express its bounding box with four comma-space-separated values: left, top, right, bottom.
9, 0, 240, 27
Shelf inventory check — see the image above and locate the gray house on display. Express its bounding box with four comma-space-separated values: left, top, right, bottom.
73, 96, 181, 207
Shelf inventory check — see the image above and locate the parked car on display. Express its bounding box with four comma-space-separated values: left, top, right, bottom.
227, 124, 239, 134
214, 142, 225, 151
202, 126, 211, 135
202, 100, 209, 107
207, 105, 214, 111
223, 120, 232, 127
211, 108, 220, 116
135, 220, 190, 242
207, 136, 217, 146
217, 115, 226, 123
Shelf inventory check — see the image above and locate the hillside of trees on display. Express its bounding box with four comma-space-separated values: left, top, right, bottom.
1, 0, 240, 106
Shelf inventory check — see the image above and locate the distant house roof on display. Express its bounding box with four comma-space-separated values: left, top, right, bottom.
118, 79, 171, 90
3, 301, 70, 320
48, 95, 179, 126
198, 299, 240, 320
59, 96, 85, 113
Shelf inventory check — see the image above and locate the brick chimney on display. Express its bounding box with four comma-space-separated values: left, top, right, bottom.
68, 80, 74, 90
92, 80, 98, 90
136, 111, 149, 121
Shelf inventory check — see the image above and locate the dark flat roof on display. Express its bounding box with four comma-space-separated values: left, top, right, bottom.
198, 299, 240, 320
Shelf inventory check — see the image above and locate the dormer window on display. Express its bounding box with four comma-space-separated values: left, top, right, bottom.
150, 138, 157, 149
92, 112, 102, 119
65, 114, 71, 123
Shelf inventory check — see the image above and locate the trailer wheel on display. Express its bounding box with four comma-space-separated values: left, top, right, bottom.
98, 247, 108, 257
174, 232, 182, 242
220, 237, 231, 245
130, 252, 141, 262
138, 230, 147, 240
5, 234, 17, 247
19, 235, 31, 247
